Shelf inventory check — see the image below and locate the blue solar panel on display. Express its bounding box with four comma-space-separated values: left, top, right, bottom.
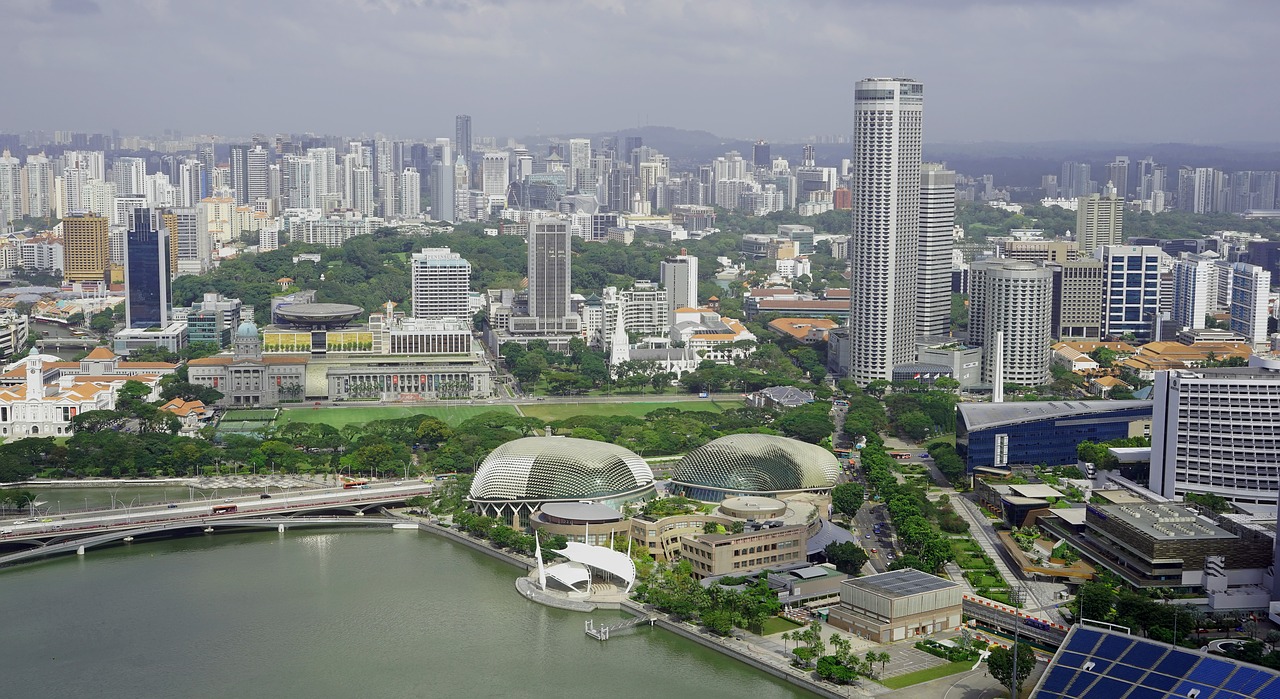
1120, 640, 1167, 667
1175, 680, 1217, 698
1066, 670, 1099, 697
1208, 689, 1248, 699
1082, 676, 1132, 699
1108, 662, 1147, 682
1223, 668, 1267, 694
1125, 686, 1166, 699
1058, 651, 1087, 668
1040, 666, 1075, 694
1143, 672, 1179, 691
1154, 649, 1197, 676
1253, 676, 1279, 697
1099, 634, 1135, 659
1066, 628, 1104, 653
1189, 658, 1236, 687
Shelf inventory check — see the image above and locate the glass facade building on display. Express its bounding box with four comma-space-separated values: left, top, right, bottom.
124, 208, 171, 330
957, 400, 1153, 471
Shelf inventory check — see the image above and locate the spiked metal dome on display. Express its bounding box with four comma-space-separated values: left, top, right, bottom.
669, 433, 840, 501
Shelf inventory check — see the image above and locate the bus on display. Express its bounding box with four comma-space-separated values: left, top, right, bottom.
890, 452, 912, 460
211, 504, 238, 514
342, 480, 370, 489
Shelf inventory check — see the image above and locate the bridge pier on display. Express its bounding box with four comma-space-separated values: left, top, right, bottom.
278, 523, 285, 533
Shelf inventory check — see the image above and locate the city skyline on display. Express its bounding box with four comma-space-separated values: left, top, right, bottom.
5, 0, 1278, 143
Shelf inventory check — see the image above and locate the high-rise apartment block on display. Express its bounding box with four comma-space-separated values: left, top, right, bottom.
1229, 262, 1271, 346
411, 247, 471, 320
1170, 253, 1215, 331
481, 152, 509, 198
1048, 259, 1105, 340
1076, 184, 1124, 257
124, 208, 171, 329
399, 167, 420, 217
847, 77, 923, 385
0, 150, 20, 231
918, 163, 956, 338
970, 259, 1052, 387
61, 213, 110, 283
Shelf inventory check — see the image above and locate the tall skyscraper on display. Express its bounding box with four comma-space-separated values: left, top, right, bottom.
917, 163, 956, 338
399, 167, 420, 217
1047, 259, 1105, 340
1076, 184, 1124, 257
660, 250, 699, 317
411, 247, 471, 319
431, 138, 455, 222
567, 138, 592, 193
527, 218, 572, 325
62, 213, 110, 283
1098, 245, 1161, 341
0, 150, 21, 231
1230, 262, 1271, 346
1170, 253, 1215, 331
847, 77, 923, 384
455, 115, 472, 168
481, 152, 509, 198
1106, 156, 1130, 199
112, 156, 146, 197
970, 259, 1052, 387
124, 208, 171, 329
229, 145, 269, 206
753, 140, 771, 169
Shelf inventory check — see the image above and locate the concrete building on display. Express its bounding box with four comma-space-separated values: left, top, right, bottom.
0, 350, 129, 440
187, 321, 307, 407
1150, 362, 1280, 506
1099, 245, 1162, 341
411, 247, 471, 320
847, 77, 923, 385
1076, 185, 1124, 257
1048, 259, 1105, 340
1170, 253, 1216, 331
680, 524, 808, 579
1229, 262, 1271, 347
918, 163, 956, 338
112, 321, 188, 356
61, 213, 110, 284
958, 400, 1153, 471
826, 569, 962, 643
481, 152, 509, 198
916, 337, 983, 387
516, 218, 578, 334
970, 259, 1052, 386
660, 251, 699, 319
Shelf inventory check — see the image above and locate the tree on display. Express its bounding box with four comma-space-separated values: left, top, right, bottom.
823, 541, 869, 575
987, 642, 1036, 696
830, 482, 864, 518
775, 402, 834, 444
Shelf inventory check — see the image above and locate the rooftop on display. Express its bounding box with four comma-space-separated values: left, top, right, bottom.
1090, 503, 1236, 541
958, 400, 1152, 432
847, 568, 958, 598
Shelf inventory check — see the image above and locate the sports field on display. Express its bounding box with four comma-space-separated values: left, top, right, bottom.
276, 404, 519, 428
516, 400, 731, 422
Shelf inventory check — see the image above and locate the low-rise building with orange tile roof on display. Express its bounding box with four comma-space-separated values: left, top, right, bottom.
159, 397, 214, 433
0, 350, 160, 440
767, 317, 838, 344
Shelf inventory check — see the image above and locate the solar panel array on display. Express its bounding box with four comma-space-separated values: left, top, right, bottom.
1032, 626, 1280, 699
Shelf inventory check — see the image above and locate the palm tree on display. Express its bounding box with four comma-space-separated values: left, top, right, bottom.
876, 651, 891, 677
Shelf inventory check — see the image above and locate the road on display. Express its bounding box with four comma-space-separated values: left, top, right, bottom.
0, 480, 433, 541
288, 392, 746, 410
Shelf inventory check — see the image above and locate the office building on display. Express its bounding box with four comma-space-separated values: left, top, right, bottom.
525, 219, 572, 325
1099, 245, 1162, 341
1106, 156, 1130, 199
660, 251, 699, 316
1170, 253, 1216, 331
1076, 184, 1124, 256
958, 399, 1152, 470
123, 208, 171, 329
847, 77, 924, 385
411, 247, 471, 320
970, 259, 1053, 386
229, 144, 269, 206
1229, 262, 1271, 347
753, 140, 770, 169
1048, 259, 1105, 340
431, 139, 455, 222
918, 163, 956, 338
1151, 363, 1280, 506
481, 152, 509, 199
827, 569, 962, 643
61, 213, 109, 283
455, 115, 472, 167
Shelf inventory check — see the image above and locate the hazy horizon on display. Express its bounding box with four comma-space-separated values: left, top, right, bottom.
4, 0, 1278, 144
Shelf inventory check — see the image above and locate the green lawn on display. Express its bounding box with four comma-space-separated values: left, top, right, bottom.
759, 616, 804, 636
277, 404, 519, 428
880, 661, 975, 689
517, 400, 731, 422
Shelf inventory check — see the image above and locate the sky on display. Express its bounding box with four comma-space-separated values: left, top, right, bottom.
4, 0, 1277, 144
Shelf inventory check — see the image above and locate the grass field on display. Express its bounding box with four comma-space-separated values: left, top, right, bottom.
277, 404, 519, 428
759, 616, 804, 636
880, 661, 975, 689
517, 400, 731, 422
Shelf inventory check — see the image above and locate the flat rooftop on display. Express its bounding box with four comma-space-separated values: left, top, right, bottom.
1091, 503, 1235, 541
845, 568, 958, 598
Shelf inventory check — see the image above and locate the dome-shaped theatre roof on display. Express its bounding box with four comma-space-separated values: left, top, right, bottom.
469, 437, 654, 502
236, 320, 259, 337
671, 434, 840, 494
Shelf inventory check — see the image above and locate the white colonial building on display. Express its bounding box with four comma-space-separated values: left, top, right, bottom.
0, 350, 122, 439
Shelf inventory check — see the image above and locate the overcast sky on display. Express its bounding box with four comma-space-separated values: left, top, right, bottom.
4, 0, 1276, 144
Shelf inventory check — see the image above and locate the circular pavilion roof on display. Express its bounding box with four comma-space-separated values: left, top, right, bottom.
538, 502, 625, 523
671, 434, 840, 495
469, 437, 654, 502
273, 303, 363, 326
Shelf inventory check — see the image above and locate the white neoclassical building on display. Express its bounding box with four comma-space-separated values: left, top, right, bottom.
0, 350, 119, 439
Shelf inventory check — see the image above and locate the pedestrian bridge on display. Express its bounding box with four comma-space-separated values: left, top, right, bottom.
0, 481, 432, 567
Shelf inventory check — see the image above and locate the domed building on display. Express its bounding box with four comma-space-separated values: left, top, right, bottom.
468, 436, 656, 523
669, 434, 840, 502
187, 319, 309, 407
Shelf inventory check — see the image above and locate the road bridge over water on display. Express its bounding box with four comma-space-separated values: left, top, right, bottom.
0, 481, 433, 567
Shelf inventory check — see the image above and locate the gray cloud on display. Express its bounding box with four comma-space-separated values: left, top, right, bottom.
0, 0, 1276, 143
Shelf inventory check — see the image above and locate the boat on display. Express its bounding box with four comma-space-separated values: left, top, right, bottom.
123, 536, 134, 542
392, 523, 419, 530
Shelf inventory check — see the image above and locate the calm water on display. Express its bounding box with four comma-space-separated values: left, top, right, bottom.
0, 528, 811, 698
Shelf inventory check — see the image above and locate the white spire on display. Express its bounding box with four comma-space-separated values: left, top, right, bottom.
534, 530, 547, 591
